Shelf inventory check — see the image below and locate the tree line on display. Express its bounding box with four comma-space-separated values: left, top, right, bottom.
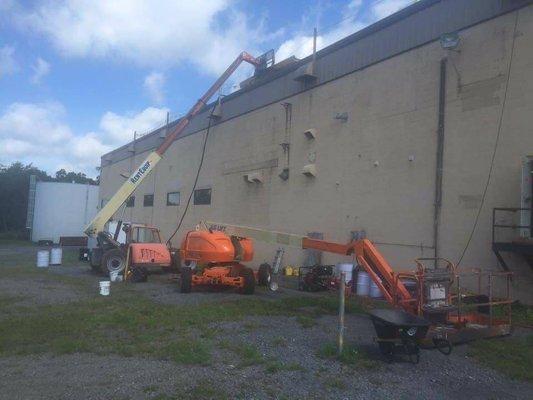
0, 162, 98, 238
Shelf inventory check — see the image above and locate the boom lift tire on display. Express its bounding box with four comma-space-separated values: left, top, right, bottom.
181, 267, 192, 293
101, 248, 126, 277
130, 267, 148, 283
258, 263, 272, 286
89, 248, 103, 273
239, 267, 255, 295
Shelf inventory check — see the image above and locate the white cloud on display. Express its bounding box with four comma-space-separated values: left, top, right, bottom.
99, 107, 169, 144
143, 71, 165, 104
372, 0, 414, 20
0, 45, 18, 77
14, 0, 269, 76
30, 57, 51, 84
275, 0, 415, 62
0, 101, 169, 176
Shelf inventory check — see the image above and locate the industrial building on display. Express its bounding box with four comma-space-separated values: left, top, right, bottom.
27, 179, 99, 244
98, 0, 533, 302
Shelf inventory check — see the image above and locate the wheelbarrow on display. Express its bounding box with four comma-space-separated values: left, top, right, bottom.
369, 309, 431, 364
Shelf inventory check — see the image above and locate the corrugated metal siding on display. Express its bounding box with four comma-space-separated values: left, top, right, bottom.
103, 0, 532, 165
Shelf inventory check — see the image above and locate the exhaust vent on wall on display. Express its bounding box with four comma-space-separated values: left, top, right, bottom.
303, 128, 317, 140
244, 172, 264, 184
302, 164, 317, 177
293, 62, 317, 83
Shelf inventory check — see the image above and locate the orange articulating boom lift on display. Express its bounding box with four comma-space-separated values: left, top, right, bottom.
82, 51, 274, 280
190, 221, 513, 345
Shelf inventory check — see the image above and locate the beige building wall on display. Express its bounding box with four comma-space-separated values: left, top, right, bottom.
99, 6, 533, 302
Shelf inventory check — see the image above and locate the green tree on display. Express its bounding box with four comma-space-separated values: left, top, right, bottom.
0, 163, 51, 236
54, 168, 97, 185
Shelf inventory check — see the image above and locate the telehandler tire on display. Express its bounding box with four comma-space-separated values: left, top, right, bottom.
101, 248, 126, 278
181, 267, 192, 293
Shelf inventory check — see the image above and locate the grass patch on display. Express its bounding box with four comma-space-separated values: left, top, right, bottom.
219, 340, 265, 367
510, 303, 533, 326
0, 292, 361, 361
265, 360, 305, 374
318, 343, 379, 370
468, 335, 533, 381
296, 315, 317, 328
325, 377, 346, 390
0, 250, 367, 363
162, 339, 212, 365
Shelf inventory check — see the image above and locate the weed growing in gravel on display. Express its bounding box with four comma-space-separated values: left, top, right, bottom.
142, 385, 158, 393
219, 340, 265, 367
325, 377, 347, 390
318, 342, 379, 370
296, 315, 317, 328
265, 360, 306, 374
468, 335, 533, 381
271, 336, 288, 347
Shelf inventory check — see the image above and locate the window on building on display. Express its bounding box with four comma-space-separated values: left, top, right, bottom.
194, 188, 212, 205
100, 199, 108, 209
167, 191, 180, 206
143, 194, 154, 207
126, 196, 135, 207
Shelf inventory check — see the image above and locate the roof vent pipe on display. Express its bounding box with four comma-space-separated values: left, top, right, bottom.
294, 27, 318, 83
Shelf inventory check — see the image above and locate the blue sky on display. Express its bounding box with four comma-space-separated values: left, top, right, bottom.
0, 0, 413, 177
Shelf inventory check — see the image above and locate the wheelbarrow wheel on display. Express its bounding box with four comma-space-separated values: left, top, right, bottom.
433, 338, 452, 355
404, 340, 420, 364
378, 342, 395, 362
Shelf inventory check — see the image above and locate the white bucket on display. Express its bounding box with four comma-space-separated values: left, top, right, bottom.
109, 270, 123, 282
99, 281, 111, 296
356, 270, 370, 296
36, 250, 49, 268
50, 247, 62, 265
337, 263, 353, 283
370, 279, 382, 298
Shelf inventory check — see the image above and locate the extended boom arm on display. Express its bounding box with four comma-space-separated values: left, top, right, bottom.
204, 221, 414, 311
84, 52, 261, 237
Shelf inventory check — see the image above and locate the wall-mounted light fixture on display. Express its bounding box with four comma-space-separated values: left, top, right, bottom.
440, 32, 460, 51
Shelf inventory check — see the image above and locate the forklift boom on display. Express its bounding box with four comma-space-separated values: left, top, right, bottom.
84, 52, 261, 237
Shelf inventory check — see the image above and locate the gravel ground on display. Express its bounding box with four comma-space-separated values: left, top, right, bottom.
0, 313, 531, 400
0, 245, 532, 399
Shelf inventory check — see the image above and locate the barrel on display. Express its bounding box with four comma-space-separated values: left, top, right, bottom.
370, 279, 382, 298
50, 247, 62, 265
356, 270, 370, 296
401, 279, 418, 297
36, 250, 49, 268
337, 263, 353, 283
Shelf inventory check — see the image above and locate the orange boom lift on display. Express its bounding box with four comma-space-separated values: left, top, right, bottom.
184, 221, 513, 346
